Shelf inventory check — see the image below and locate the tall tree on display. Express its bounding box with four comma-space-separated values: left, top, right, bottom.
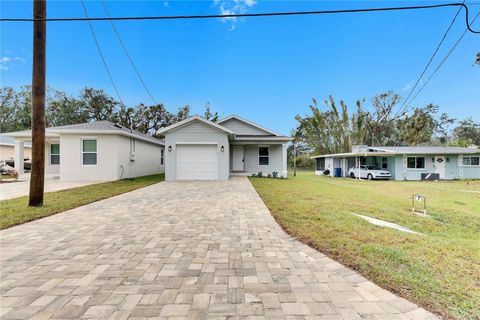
46, 90, 88, 126
204, 102, 219, 122
452, 118, 480, 146
0, 87, 18, 133
79, 87, 118, 122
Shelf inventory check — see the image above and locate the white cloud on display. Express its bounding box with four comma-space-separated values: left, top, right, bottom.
0, 56, 26, 71
213, 0, 257, 31
402, 80, 414, 92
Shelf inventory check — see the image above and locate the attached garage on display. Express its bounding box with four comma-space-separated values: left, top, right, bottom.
176, 144, 218, 180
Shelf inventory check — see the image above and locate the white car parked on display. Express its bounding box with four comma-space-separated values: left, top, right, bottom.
348, 165, 392, 180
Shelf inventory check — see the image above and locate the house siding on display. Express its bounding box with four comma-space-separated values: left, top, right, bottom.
164, 121, 230, 181
220, 118, 271, 136
116, 136, 164, 179
236, 144, 285, 177
60, 134, 163, 181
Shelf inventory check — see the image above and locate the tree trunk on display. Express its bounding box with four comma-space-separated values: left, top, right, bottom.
29, 0, 46, 206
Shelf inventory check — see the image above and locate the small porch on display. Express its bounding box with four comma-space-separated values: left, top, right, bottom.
11, 134, 61, 179
229, 141, 288, 177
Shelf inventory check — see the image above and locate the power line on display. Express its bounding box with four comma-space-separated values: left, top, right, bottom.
396, 0, 465, 117
404, 11, 480, 108
79, 0, 125, 107
1, 2, 479, 34
100, 0, 158, 105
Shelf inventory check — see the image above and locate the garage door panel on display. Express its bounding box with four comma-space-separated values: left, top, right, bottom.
177, 145, 218, 180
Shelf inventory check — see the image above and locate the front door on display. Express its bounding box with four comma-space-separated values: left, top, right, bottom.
434, 156, 445, 179
232, 145, 244, 171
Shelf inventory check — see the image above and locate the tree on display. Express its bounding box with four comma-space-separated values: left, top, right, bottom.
0, 87, 18, 133
204, 102, 219, 122
452, 118, 480, 146
399, 104, 437, 145
367, 91, 404, 146
46, 90, 88, 126
79, 87, 118, 122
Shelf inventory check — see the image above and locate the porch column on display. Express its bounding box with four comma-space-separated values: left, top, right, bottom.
282, 143, 288, 177
14, 140, 25, 174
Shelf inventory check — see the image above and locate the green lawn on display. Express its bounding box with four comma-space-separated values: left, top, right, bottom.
0, 174, 164, 229
250, 171, 480, 320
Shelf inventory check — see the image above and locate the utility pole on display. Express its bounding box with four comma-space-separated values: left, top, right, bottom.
29, 0, 46, 206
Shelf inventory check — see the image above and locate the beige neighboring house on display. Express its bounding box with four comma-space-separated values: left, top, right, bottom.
6, 121, 165, 181
0, 133, 32, 162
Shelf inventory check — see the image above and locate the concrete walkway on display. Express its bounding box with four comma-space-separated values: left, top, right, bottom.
0, 176, 101, 201
0, 177, 437, 319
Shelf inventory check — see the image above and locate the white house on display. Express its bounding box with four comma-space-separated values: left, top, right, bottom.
312, 145, 480, 180
157, 115, 291, 181
7, 121, 165, 181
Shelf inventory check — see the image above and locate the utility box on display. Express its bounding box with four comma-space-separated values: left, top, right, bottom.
421, 173, 439, 180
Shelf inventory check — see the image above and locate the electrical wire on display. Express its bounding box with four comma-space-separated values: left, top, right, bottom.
79, 0, 125, 107
0, 2, 478, 34
395, 0, 466, 117
100, 0, 158, 105
404, 11, 480, 108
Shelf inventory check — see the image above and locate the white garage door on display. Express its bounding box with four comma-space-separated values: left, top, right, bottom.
176, 144, 218, 180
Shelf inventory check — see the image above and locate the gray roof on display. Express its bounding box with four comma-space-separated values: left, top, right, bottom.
7, 121, 164, 146
311, 145, 480, 158
370, 146, 480, 155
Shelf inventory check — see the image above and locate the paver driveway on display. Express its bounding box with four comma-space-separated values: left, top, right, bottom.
0, 177, 437, 320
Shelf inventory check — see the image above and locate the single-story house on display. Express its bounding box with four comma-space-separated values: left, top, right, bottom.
157, 115, 291, 181
312, 145, 480, 180
1, 134, 32, 162
6, 121, 165, 181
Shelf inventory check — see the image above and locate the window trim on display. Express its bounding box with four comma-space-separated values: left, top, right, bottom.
81, 138, 98, 166
406, 156, 426, 170
381, 157, 388, 169
462, 156, 480, 167
50, 143, 60, 166
258, 146, 269, 166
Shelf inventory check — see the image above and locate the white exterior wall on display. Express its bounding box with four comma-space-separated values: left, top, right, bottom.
164, 121, 230, 181
116, 136, 164, 179
45, 142, 60, 176
239, 144, 286, 177
60, 134, 118, 181
59, 134, 163, 181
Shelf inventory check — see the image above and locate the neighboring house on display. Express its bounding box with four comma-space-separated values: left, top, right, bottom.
6, 121, 165, 181
157, 115, 291, 181
0, 134, 32, 161
312, 145, 480, 180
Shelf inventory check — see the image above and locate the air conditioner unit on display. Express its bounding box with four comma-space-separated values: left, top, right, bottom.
130, 153, 135, 162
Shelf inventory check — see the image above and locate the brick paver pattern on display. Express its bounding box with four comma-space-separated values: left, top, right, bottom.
0, 177, 438, 319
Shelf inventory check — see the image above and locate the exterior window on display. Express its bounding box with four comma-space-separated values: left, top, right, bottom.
463, 156, 480, 166
407, 156, 425, 169
381, 157, 388, 169
161, 149, 164, 165
82, 139, 97, 165
50, 144, 60, 165
316, 158, 325, 171
259, 146, 269, 165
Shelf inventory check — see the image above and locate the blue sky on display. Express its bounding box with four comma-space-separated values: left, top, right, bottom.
1, 0, 479, 135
